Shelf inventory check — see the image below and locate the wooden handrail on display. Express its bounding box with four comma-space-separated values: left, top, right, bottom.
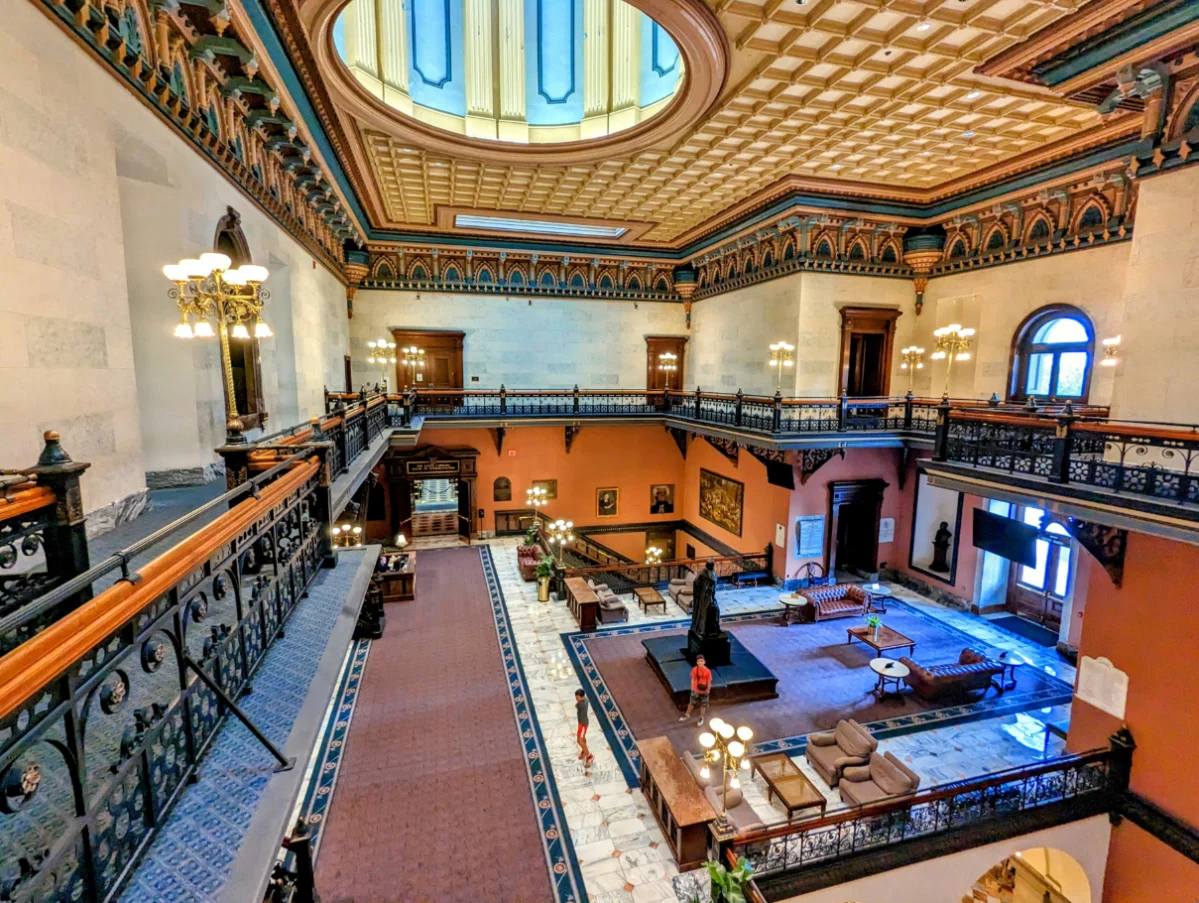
344, 406, 364, 421
563, 552, 765, 577
0, 457, 320, 721
731, 748, 1109, 847
0, 484, 55, 518
951, 411, 1060, 428
319, 414, 343, 431
1074, 420, 1199, 442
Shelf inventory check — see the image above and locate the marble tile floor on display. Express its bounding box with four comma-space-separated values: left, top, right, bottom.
486, 539, 1077, 903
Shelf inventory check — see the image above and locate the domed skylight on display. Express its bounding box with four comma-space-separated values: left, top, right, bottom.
334, 0, 683, 143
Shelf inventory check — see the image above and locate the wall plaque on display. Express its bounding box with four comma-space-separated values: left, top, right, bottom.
878, 517, 895, 543
796, 515, 825, 559
1076, 656, 1128, 719
407, 459, 460, 477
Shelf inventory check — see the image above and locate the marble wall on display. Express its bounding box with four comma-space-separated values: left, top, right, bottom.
915, 243, 1130, 404
1, 1, 348, 513
688, 271, 914, 397
348, 289, 685, 389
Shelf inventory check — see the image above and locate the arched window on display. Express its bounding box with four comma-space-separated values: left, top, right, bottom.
1009, 305, 1094, 402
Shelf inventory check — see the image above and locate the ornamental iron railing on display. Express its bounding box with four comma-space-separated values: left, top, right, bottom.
729, 738, 1126, 882
389, 386, 1107, 440
934, 405, 1199, 507
557, 547, 773, 597
0, 449, 335, 903
0, 433, 92, 656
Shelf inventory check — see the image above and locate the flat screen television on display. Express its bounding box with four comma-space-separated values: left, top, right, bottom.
972, 508, 1039, 568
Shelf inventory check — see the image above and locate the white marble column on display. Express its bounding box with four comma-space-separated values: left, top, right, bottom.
464, 0, 498, 138
608, 0, 640, 133
581, 0, 610, 138
497, 0, 528, 142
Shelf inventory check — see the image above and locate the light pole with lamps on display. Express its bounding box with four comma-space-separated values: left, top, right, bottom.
930, 324, 975, 397
164, 252, 271, 444
698, 718, 753, 831
366, 338, 397, 390
768, 341, 794, 391
899, 345, 925, 392
546, 519, 574, 562
645, 545, 664, 565
402, 346, 426, 389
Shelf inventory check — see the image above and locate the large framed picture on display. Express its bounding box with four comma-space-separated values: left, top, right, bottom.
698, 469, 743, 536
532, 479, 558, 499
649, 483, 675, 514
596, 487, 619, 518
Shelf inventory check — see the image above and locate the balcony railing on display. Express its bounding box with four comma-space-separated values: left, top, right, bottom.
935, 406, 1199, 508
727, 734, 1129, 892
388, 386, 1108, 441
0, 448, 337, 903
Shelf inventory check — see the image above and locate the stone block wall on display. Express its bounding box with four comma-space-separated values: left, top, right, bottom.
349, 290, 685, 389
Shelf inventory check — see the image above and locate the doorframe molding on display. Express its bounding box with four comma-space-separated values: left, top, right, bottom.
837, 306, 902, 397
826, 478, 889, 575
390, 328, 466, 390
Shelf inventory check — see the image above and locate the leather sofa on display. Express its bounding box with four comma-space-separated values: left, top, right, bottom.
668, 570, 697, 612
517, 545, 541, 582
839, 752, 921, 806
797, 584, 869, 622
805, 719, 877, 786
898, 649, 1005, 701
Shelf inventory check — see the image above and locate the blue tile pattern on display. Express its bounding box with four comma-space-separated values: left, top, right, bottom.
565, 601, 1075, 788
117, 551, 368, 903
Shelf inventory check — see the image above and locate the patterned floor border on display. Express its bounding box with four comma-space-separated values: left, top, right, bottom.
564, 601, 1076, 788
295, 637, 371, 858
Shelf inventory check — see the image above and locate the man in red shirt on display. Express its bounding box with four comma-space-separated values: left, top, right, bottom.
679, 654, 712, 726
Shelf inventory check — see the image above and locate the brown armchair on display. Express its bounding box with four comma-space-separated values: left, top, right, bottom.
839, 752, 921, 806
517, 545, 541, 582
805, 718, 877, 786
797, 584, 869, 622
899, 649, 1005, 701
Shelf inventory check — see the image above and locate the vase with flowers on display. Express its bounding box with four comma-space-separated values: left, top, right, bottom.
866, 614, 883, 642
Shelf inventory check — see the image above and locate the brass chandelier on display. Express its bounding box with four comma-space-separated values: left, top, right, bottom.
164, 252, 270, 443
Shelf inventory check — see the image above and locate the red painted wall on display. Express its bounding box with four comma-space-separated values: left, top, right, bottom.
1067, 531, 1199, 827
1102, 821, 1199, 902
420, 424, 686, 532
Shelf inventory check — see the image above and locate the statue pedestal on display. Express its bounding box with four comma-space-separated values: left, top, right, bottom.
686, 630, 731, 667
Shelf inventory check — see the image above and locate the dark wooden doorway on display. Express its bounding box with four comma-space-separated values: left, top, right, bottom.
344, 355, 353, 393
645, 335, 687, 391
827, 479, 888, 575
384, 445, 479, 542
838, 308, 901, 397
392, 329, 465, 391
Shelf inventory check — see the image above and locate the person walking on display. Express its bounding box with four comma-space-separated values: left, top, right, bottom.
575, 688, 595, 771
679, 654, 711, 726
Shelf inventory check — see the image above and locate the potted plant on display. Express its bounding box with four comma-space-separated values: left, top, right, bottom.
534, 556, 555, 602
866, 614, 883, 641
524, 523, 540, 548
705, 856, 753, 903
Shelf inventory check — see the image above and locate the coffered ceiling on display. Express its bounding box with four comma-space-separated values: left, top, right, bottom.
285, 0, 1133, 246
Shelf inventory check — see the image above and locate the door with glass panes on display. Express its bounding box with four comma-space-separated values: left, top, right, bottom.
1006, 504, 1074, 628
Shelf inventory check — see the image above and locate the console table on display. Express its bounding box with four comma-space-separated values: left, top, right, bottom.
638, 737, 715, 870
564, 577, 598, 631
376, 550, 417, 602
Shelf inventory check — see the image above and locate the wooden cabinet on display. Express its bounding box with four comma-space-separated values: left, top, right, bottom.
377, 551, 417, 602
564, 577, 598, 631
638, 737, 716, 870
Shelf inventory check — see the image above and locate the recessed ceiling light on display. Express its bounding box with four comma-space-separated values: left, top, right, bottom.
916, 19, 931, 31
963, 131, 975, 138
454, 214, 628, 239
829, 164, 842, 170
921, 151, 932, 156
966, 90, 981, 100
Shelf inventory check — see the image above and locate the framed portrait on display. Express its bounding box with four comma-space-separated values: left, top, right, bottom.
596, 487, 619, 518
532, 479, 557, 500
649, 483, 675, 514
698, 469, 743, 536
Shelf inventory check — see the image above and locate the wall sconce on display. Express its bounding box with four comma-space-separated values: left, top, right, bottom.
645, 546, 664, 564
1100, 335, 1121, 367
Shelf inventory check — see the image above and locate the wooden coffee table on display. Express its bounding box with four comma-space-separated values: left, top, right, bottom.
634, 586, 667, 614
846, 624, 915, 658
750, 753, 827, 820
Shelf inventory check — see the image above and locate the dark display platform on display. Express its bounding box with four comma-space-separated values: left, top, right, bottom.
642, 633, 779, 709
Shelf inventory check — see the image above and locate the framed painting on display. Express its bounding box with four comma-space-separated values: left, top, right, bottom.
533, 479, 558, 499
699, 469, 743, 536
596, 487, 619, 518
649, 483, 675, 514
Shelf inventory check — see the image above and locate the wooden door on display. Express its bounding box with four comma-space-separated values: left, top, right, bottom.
645, 336, 687, 391
457, 479, 473, 542
838, 308, 901, 397
827, 479, 888, 575
392, 329, 465, 392
344, 355, 353, 393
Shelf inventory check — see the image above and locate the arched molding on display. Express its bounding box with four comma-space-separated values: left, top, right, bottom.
307, 0, 729, 165
1023, 212, 1054, 245
1071, 194, 1110, 232
982, 221, 1009, 252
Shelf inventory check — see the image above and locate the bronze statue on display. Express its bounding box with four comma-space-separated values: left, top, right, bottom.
687, 560, 730, 665
930, 520, 953, 572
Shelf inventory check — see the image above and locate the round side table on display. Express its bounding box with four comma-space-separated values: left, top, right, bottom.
778, 592, 807, 626
870, 657, 910, 702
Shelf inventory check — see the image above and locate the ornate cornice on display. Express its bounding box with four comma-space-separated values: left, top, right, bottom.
29, 0, 361, 277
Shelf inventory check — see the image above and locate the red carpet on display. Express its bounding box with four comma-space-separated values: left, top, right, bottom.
315, 548, 552, 903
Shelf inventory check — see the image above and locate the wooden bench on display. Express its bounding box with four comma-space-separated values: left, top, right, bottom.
731, 568, 768, 587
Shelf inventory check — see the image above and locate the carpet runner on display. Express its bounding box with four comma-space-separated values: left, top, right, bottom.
314, 547, 553, 903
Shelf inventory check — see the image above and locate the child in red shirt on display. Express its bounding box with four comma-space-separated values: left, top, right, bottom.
678, 654, 712, 726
